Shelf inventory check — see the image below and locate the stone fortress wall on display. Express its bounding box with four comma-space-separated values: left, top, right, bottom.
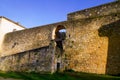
0, 1, 120, 75
0, 16, 25, 54
1, 25, 52, 56
67, 1, 120, 20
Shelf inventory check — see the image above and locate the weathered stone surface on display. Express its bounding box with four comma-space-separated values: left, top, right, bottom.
68, 1, 120, 20
0, 1, 120, 75
0, 46, 53, 73
64, 14, 120, 74
1, 26, 52, 56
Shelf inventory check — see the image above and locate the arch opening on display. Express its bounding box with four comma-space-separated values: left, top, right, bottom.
54, 25, 66, 52
52, 25, 66, 72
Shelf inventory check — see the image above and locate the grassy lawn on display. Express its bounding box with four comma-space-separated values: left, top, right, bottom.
0, 71, 120, 80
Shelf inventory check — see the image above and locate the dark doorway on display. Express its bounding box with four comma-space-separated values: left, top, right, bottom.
57, 62, 60, 71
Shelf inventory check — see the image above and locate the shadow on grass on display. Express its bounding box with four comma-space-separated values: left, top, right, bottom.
0, 71, 120, 80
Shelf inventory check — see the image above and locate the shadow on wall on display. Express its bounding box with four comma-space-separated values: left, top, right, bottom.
0, 46, 52, 72
98, 19, 120, 75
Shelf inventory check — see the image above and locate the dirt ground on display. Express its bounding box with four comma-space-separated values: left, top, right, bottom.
0, 77, 22, 80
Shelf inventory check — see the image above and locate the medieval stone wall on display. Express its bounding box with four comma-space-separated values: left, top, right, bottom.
0, 46, 53, 73
64, 13, 120, 74
1, 25, 52, 56
68, 1, 120, 20
0, 1, 120, 75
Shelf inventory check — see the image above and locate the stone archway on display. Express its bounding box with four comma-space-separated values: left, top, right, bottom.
52, 25, 66, 72
52, 25, 66, 40
54, 25, 66, 52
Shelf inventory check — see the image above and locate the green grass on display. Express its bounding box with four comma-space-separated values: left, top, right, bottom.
0, 71, 120, 80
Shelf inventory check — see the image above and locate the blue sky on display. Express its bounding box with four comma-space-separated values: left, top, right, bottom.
0, 0, 115, 28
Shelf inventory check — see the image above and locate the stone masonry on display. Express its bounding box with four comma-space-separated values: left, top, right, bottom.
0, 1, 120, 75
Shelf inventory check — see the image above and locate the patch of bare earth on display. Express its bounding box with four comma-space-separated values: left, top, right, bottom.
0, 77, 22, 80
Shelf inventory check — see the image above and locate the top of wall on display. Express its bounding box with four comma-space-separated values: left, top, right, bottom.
67, 1, 120, 20
1, 26, 49, 56
0, 16, 26, 28
1, 23, 60, 57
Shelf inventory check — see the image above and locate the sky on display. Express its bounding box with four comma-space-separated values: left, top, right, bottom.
0, 0, 115, 28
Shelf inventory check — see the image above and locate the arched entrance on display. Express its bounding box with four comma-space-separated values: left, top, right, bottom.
54, 25, 66, 52
52, 25, 66, 72
52, 25, 66, 52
